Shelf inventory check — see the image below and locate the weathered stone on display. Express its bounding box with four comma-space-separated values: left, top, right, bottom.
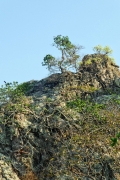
0, 53, 120, 179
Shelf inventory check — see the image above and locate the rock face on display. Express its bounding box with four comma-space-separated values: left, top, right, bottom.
0, 53, 120, 179
79, 54, 120, 96
25, 54, 120, 102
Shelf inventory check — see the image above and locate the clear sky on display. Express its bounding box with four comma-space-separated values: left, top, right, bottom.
0, 0, 120, 87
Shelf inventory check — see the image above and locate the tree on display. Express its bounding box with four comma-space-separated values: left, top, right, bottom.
93, 45, 113, 55
93, 45, 103, 54
0, 82, 19, 104
42, 35, 83, 73
0, 81, 31, 105
102, 46, 113, 55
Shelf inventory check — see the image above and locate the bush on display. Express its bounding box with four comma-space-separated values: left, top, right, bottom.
93, 45, 113, 55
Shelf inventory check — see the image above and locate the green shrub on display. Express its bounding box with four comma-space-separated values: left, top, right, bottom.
93, 45, 113, 55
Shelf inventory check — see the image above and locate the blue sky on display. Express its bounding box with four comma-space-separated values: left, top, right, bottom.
0, 0, 120, 87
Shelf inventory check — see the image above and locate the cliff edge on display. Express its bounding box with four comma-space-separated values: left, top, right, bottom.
0, 54, 120, 179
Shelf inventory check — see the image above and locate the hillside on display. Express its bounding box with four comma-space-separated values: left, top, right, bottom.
0, 54, 120, 180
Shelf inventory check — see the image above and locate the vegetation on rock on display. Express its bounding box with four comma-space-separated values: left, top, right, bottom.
42, 35, 83, 73
93, 45, 113, 55
1, 36, 120, 179
1, 80, 120, 179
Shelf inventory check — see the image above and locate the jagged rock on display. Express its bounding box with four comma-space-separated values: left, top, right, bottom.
23, 54, 120, 103
0, 53, 120, 179
95, 94, 120, 104
0, 153, 20, 180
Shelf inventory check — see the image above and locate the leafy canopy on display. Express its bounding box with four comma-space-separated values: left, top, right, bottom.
42, 35, 83, 73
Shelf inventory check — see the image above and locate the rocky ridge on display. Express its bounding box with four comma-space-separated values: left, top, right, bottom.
0, 54, 120, 179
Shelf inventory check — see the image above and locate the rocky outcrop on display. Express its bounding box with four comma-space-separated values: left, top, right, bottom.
23, 54, 120, 103
0, 53, 120, 179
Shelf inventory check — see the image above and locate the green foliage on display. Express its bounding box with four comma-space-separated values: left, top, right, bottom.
110, 57, 115, 63
106, 96, 120, 146
111, 132, 120, 146
110, 94, 120, 105
0, 81, 20, 104
0, 81, 35, 139
84, 57, 102, 65
93, 45, 113, 55
66, 97, 106, 121
103, 46, 113, 55
1, 80, 120, 177
42, 54, 56, 71
42, 35, 83, 73
0, 81, 32, 110
13, 82, 32, 95
93, 45, 103, 54
52, 35, 74, 51
67, 85, 98, 92
66, 98, 87, 112
66, 96, 120, 147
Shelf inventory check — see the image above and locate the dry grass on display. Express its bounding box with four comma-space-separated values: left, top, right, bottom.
20, 169, 39, 180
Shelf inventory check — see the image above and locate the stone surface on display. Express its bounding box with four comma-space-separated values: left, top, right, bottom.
0, 53, 120, 179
